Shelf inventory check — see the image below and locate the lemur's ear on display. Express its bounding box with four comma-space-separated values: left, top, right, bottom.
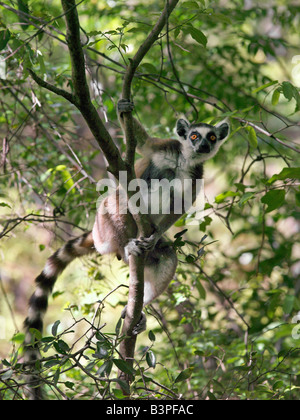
216, 119, 230, 141
176, 118, 190, 140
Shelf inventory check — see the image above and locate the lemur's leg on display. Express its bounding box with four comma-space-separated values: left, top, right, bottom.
93, 191, 138, 261
143, 240, 177, 305
122, 240, 177, 335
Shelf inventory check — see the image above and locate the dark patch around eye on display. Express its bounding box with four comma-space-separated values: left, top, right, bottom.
190, 132, 200, 141
207, 132, 217, 141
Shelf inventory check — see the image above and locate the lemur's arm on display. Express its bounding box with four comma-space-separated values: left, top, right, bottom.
117, 99, 150, 151
135, 212, 182, 253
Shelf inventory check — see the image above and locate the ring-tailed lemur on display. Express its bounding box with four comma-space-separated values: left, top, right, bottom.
23, 100, 230, 399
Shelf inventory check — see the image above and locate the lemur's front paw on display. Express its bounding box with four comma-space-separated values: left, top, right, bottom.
125, 233, 159, 259
117, 99, 134, 114
125, 238, 144, 258
136, 234, 158, 252
121, 306, 147, 335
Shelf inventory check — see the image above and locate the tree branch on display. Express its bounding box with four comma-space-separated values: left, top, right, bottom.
28, 0, 126, 179
235, 118, 300, 154
118, 0, 180, 390
28, 69, 77, 105
61, 0, 128, 178
121, 0, 180, 168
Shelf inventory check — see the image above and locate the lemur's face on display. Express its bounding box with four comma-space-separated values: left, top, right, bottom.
176, 119, 230, 160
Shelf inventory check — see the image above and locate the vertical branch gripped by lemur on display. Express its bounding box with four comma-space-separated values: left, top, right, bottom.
118, 0, 179, 387
28, 0, 180, 391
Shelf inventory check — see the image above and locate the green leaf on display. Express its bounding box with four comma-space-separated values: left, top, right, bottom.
17, 0, 30, 30
0, 30, 10, 51
273, 380, 284, 391
11, 333, 25, 343
1, 359, 11, 367
55, 165, 75, 193
53, 368, 60, 386
283, 294, 295, 315
207, 391, 217, 400
174, 367, 193, 383
281, 81, 295, 101
113, 359, 136, 376
29, 328, 42, 341
211, 13, 232, 24
38, 53, 46, 77
245, 125, 258, 148
1, 369, 13, 380
146, 350, 156, 368
44, 360, 61, 368
272, 89, 281, 106
148, 330, 156, 342
187, 26, 207, 47
113, 388, 127, 399
97, 360, 113, 377
199, 216, 212, 232
65, 381, 75, 390
139, 62, 157, 74
174, 216, 186, 227
0, 202, 11, 208
182, 1, 200, 9
52, 291, 64, 299
296, 190, 300, 207
215, 190, 240, 204
185, 254, 196, 263
51, 320, 61, 337
252, 80, 278, 94
174, 229, 188, 238
280, 82, 300, 112
115, 317, 122, 335
55, 339, 70, 354
261, 189, 286, 213
267, 167, 300, 184
239, 192, 255, 207
195, 279, 206, 299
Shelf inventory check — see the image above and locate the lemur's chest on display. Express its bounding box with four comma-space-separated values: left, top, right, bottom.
138, 147, 203, 224
150, 147, 200, 181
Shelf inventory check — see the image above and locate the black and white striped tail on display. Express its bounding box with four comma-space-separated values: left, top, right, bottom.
23, 231, 94, 399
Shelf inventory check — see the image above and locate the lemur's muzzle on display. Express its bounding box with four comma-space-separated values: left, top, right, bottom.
197, 139, 210, 154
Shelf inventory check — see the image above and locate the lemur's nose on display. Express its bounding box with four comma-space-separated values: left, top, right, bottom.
197, 139, 210, 154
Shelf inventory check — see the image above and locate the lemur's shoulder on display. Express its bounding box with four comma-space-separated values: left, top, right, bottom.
140, 137, 182, 156
134, 138, 182, 178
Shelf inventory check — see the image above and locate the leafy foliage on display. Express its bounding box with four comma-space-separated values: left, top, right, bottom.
0, 0, 300, 400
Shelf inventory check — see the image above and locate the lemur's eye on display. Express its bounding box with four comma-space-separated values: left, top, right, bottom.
209, 134, 217, 141
191, 134, 198, 141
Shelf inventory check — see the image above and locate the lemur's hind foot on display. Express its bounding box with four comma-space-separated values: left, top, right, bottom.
117, 99, 134, 114
121, 305, 147, 335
